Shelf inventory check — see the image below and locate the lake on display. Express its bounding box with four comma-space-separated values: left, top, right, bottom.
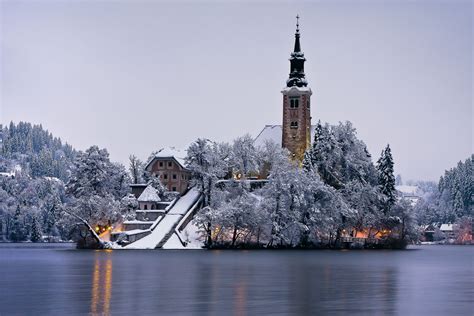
0, 244, 472, 315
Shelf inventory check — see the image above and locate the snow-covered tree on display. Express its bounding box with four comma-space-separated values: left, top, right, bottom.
65, 146, 130, 247
186, 139, 230, 207
376, 144, 396, 213
30, 215, 42, 242
128, 154, 144, 184
121, 193, 139, 220
9, 205, 27, 242
231, 134, 259, 179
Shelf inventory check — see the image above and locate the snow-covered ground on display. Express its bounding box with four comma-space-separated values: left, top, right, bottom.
124, 188, 201, 249
162, 222, 204, 249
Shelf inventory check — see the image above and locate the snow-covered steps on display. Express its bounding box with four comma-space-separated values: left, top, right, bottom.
124, 188, 202, 249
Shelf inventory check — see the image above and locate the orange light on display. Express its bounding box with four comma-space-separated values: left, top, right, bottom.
95, 226, 100, 232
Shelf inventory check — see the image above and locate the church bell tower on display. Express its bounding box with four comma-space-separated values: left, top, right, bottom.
281, 15, 312, 162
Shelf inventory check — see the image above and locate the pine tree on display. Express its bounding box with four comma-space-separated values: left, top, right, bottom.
30, 215, 42, 242
376, 144, 396, 212
9, 205, 27, 242
302, 150, 313, 173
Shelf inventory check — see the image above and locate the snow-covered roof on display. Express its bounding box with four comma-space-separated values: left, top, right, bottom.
281, 85, 313, 94
145, 147, 188, 170
254, 125, 318, 148
396, 185, 419, 196
0, 171, 15, 178
440, 224, 454, 231
111, 229, 149, 236
137, 185, 161, 202
130, 183, 148, 187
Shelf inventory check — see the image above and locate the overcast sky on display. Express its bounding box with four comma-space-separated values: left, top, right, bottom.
1, 0, 472, 181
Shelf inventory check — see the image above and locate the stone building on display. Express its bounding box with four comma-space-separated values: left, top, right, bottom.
255, 16, 313, 162
144, 147, 191, 194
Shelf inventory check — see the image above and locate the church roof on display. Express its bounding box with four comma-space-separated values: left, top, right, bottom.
254, 125, 317, 148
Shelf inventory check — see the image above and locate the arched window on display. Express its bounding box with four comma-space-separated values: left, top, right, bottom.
290, 98, 299, 109
290, 121, 298, 129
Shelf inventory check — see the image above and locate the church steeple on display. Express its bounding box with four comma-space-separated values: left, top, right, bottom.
287, 15, 307, 88
294, 15, 301, 52
281, 15, 312, 163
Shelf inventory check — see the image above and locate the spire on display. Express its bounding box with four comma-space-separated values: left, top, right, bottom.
286, 15, 307, 88
294, 14, 301, 52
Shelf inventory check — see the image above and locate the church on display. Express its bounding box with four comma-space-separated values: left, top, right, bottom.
254, 16, 316, 162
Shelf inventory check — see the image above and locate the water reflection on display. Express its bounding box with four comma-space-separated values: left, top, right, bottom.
90, 251, 113, 315
0, 245, 472, 315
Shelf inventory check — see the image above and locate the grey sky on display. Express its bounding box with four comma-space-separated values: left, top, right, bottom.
1, 0, 472, 181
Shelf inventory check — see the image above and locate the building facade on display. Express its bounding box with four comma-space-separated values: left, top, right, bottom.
145, 148, 191, 194
281, 17, 313, 162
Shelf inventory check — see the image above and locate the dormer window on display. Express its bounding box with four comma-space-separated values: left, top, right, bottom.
290, 121, 298, 129
290, 98, 299, 109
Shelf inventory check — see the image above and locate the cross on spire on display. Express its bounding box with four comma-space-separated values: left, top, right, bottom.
296, 14, 300, 31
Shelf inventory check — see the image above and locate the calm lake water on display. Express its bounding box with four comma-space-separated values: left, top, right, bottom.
0, 244, 472, 315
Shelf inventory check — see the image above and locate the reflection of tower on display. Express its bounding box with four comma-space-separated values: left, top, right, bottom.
282, 15, 312, 162
90, 252, 113, 314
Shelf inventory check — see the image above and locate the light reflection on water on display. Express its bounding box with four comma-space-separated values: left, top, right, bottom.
91, 250, 113, 315
0, 244, 472, 315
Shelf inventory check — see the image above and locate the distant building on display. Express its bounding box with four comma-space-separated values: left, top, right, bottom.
440, 223, 456, 240
144, 147, 191, 194
396, 185, 421, 206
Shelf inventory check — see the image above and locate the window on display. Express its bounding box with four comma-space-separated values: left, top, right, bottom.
307, 100, 310, 109
164, 174, 168, 180
168, 161, 172, 167
290, 121, 298, 129
159, 162, 163, 167
172, 186, 177, 191
181, 174, 185, 180
290, 98, 299, 109
144, 204, 148, 210
172, 174, 177, 180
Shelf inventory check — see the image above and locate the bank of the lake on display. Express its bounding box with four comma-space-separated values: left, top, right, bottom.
0, 244, 472, 315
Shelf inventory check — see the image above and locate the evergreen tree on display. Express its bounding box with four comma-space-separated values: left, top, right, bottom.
30, 215, 42, 242
376, 144, 396, 213
9, 205, 27, 242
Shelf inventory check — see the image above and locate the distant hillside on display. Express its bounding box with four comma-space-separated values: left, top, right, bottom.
1, 122, 77, 181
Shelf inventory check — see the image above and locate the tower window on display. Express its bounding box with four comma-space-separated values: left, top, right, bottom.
290, 98, 299, 109
290, 121, 298, 129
